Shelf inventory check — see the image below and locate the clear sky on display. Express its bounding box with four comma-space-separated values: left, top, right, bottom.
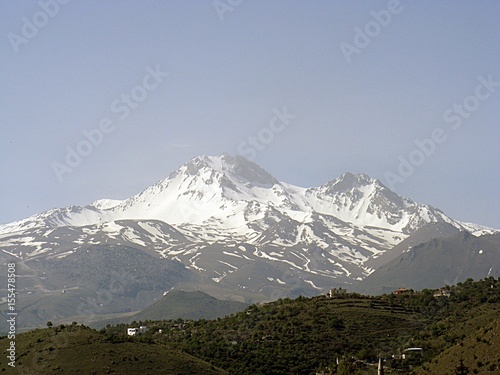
1, 1, 499, 228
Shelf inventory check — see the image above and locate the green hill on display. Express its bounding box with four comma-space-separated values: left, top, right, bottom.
117, 294, 429, 374
3, 278, 499, 374
131, 290, 249, 321
117, 278, 499, 374
0, 324, 228, 374
415, 314, 500, 374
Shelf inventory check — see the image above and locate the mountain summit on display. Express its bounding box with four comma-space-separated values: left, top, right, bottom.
179, 154, 279, 186
0, 154, 475, 237
1, 153, 492, 245
0, 154, 497, 330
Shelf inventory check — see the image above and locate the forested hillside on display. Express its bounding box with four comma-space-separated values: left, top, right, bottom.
2, 277, 499, 374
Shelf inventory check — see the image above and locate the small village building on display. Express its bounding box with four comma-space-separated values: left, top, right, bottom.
433, 288, 451, 298
393, 288, 409, 296
402, 347, 423, 360
327, 287, 347, 298
127, 326, 147, 336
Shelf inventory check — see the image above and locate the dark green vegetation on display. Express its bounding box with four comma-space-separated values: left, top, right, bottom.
408, 278, 500, 374
1, 278, 499, 374
108, 295, 425, 374
415, 315, 500, 375
0, 323, 228, 374
103, 278, 500, 374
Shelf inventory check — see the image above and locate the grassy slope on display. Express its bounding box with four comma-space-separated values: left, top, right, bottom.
415, 311, 500, 374
0, 324, 228, 374
2, 278, 499, 374
141, 278, 500, 374
149, 295, 427, 374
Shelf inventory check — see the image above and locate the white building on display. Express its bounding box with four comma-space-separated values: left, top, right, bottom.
127, 326, 147, 336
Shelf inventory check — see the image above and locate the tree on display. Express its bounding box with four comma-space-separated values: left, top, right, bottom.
46, 321, 53, 328
337, 356, 355, 375
455, 358, 469, 375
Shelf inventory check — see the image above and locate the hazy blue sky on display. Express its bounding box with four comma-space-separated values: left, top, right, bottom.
1, 1, 499, 228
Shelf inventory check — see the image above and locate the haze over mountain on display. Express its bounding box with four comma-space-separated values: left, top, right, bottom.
0, 154, 497, 330
355, 231, 500, 295
131, 290, 249, 322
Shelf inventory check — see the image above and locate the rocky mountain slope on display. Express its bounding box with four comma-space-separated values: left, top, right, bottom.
0, 154, 497, 330
354, 231, 500, 295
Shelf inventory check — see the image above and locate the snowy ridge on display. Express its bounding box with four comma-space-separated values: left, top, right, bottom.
1, 155, 483, 237
0, 154, 497, 296
90, 199, 123, 210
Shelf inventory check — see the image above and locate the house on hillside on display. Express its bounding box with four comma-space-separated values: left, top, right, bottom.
393, 288, 409, 296
327, 287, 347, 298
391, 348, 423, 365
402, 347, 423, 362
433, 288, 451, 298
127, 326, 147, 336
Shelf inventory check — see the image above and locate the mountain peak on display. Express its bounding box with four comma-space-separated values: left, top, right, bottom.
1, 154, 493, 242
337, 171, 374, 185
322, 172, 379, 195
179, 154, 278, 186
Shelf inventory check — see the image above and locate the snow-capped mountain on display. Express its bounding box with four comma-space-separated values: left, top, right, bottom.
0, 154, 496, 304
